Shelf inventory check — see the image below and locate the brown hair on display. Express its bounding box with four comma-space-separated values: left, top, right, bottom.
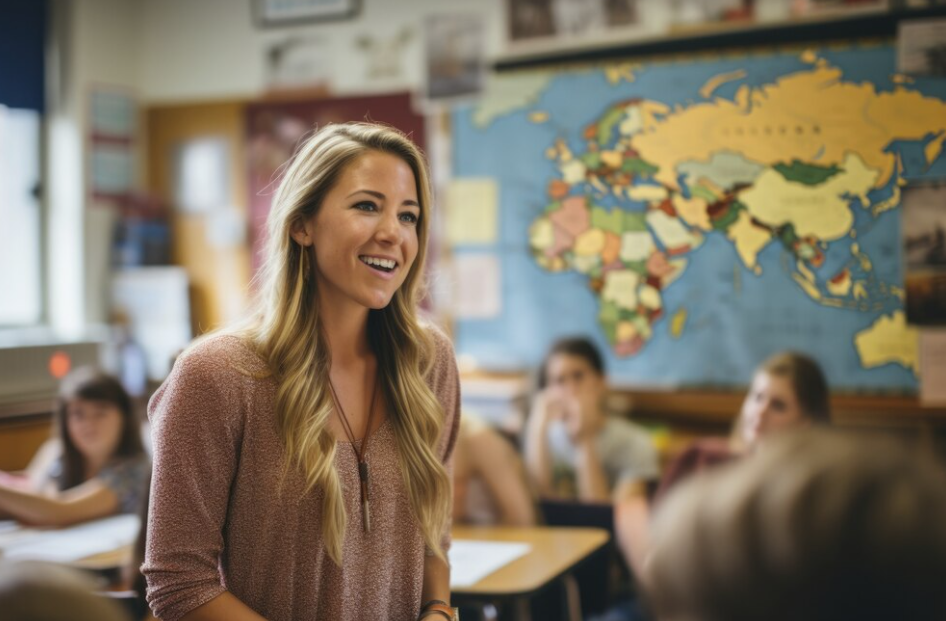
537, 336, 605, 389
647, 429, 946, 621
757, 351, 830, 423
55, 367, 144, 491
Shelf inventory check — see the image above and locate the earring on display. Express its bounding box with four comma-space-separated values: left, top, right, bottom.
299, 245, 310, 282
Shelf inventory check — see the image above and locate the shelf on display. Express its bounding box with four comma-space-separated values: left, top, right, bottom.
494, 6, 946, 71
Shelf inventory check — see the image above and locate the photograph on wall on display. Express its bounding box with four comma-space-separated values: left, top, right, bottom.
903, 183, 946, 326
506, 0, 638, 44
425, 13, 485, 101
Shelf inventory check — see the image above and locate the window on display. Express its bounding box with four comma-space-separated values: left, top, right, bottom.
0, 105, 43, 325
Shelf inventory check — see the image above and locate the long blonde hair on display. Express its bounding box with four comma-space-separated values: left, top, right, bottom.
241, 122, 449, 564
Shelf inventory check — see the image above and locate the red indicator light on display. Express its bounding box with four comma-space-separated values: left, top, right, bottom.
49, 351, 72, 379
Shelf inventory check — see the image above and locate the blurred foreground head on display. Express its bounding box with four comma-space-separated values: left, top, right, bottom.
0, 560, 129, 621
647, 429, 946, 621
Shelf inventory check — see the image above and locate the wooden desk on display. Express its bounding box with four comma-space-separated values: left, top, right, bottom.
451, 525, 610, 620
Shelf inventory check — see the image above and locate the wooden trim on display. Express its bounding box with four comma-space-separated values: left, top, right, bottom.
615, 389, 946, 429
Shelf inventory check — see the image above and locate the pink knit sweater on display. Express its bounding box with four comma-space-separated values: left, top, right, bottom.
143, 330, 460, 621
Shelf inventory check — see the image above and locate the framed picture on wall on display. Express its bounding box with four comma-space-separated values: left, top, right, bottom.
253, 0, 360, 28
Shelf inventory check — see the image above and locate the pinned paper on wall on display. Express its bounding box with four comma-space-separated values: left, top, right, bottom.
445, 178, 498, 245
173, 137, 230, 214
451, 252, 501, 319
920, 330, 946, 405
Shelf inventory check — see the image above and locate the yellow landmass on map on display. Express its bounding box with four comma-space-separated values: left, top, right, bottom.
647, 210, 702, 250
672, 194, 712, 231
529, 217, 554, 251
603, 270, 640, 310
726, 209, 770, 273
474, 72, 555, 128
925, 132, 945, 168
872, 183, 900, 217
574, 229, 606, 256
670, 308, 687, 338
630, 63, 946, 190
699, 69, 747, 99
740, 153, 878, 241
853, 281, 868, 300
628, 185, 669, 202
827, 271, 853, 297
529, 111, 550, 123
605, 62, 641, 85
792, 273, 822, 300
616, 320, 638, 343
854, 311, 919, 373
639, 285, 662, 310
851, 243, 872, 271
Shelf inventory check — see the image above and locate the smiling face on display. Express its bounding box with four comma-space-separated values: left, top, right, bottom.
65, 398, 125, 464
292, 150, 421, 315
740, 371, 810, 448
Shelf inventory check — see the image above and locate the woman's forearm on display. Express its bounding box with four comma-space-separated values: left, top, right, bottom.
421, 553, 451, 614
179, 592, 268, 621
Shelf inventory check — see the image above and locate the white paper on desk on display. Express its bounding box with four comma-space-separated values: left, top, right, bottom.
0, 514, 139, 563
449, 539, 531, 588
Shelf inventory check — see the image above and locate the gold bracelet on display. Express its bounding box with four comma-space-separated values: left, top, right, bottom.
418, 604, 457, 621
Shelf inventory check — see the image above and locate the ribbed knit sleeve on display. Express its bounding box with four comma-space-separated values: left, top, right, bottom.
142, 336, 250, 621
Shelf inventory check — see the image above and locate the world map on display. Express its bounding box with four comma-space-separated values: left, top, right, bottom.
452, 45, 946, 392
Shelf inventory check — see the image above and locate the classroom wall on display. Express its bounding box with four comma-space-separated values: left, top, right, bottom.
46, 0, 143, 334
137, 0, 505, 103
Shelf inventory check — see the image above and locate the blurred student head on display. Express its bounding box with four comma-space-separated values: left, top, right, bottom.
55, 367, 144, 490
538, 336, 607, 403
646, 429, 946, 621
738, 351, 829, 448
0, 560, 130, 621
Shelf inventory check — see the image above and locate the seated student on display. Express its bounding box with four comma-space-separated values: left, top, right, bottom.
0, 559, 131, 621
453, 411, 536, 527
0, 367, 150, 526
654, 350, 830, 502
524, 336, 658, 576
646, 429, 946, 621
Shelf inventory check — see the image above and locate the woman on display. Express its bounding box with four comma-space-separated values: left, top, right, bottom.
144, 123, 460, 621
654, 350, 830, 501
0, 367, 149, 527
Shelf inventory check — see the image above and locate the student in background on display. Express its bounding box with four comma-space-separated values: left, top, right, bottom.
0, 559, 131, 621
453, 411, 536, 527
144, 123, 460, 621
524, 336, 658, 576
654, 351, 830, 501
0, 367, 149, 526
646, 429, 946, 621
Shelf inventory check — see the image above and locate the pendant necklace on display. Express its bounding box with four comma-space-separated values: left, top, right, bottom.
327, 372, 378, 533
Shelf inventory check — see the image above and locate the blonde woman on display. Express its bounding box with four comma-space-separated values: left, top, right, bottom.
143, 123, 460, 621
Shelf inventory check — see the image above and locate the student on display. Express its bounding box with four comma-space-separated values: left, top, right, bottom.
0, 367, 149, 526
144, 123, 460, 621
453, 411, 536, 527
654, 351, 830, 501
0, 559, 131, 621
646, 429, 946, 621
524, 336, 658, 576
